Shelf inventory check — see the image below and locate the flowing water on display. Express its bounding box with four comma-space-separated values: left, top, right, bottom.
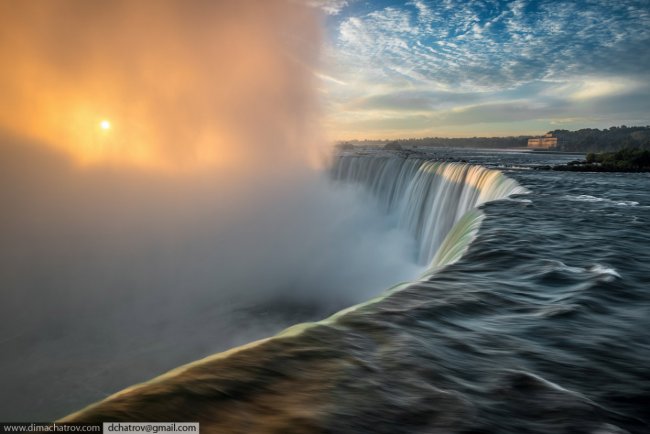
330, 154, 528, 266
59, 149, 650, 432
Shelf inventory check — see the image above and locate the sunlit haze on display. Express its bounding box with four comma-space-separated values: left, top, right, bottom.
0, 0, 422, 418
0, 0, 321, 170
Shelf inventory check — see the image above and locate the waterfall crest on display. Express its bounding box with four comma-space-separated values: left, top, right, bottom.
331, 153, 527, 268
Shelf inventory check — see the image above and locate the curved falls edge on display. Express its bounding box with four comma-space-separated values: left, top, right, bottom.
61, 154, 529, 422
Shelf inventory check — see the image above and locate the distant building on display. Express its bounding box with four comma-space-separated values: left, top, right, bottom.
528, 133, 558, 149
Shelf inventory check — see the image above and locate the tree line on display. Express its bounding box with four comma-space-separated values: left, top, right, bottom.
550, 126, 650, 152
339, 125, 650, 153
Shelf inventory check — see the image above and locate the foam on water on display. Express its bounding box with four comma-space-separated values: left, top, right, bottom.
564, 194, 639, 206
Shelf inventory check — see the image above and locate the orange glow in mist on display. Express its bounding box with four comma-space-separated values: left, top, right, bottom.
0, 1, 322, 171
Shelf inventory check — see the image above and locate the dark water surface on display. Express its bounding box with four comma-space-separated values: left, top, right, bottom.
64, 150, 650, 433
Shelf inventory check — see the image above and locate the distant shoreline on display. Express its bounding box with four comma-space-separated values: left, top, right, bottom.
336, 125, 650, 154
534, 147, 650, 173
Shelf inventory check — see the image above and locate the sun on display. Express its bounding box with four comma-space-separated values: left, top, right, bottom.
99, 120, 111, 130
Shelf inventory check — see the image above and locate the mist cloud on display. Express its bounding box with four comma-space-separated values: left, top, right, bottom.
0, 0, 420, 420
0, 0, 322, 169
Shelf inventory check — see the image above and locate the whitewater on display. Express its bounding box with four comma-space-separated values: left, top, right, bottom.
60, 149, 650, 433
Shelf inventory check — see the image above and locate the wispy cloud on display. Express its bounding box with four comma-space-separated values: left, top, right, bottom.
321, 0, 650, 138
308, 0, 352, 15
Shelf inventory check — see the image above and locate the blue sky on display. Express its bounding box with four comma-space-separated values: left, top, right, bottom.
310, 0, 650, 139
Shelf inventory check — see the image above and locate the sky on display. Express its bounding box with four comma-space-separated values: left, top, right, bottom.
312, 0, 650, 139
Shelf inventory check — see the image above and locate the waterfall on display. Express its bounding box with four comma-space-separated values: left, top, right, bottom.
61, 153, 530, 424
331, 153, 527, 269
